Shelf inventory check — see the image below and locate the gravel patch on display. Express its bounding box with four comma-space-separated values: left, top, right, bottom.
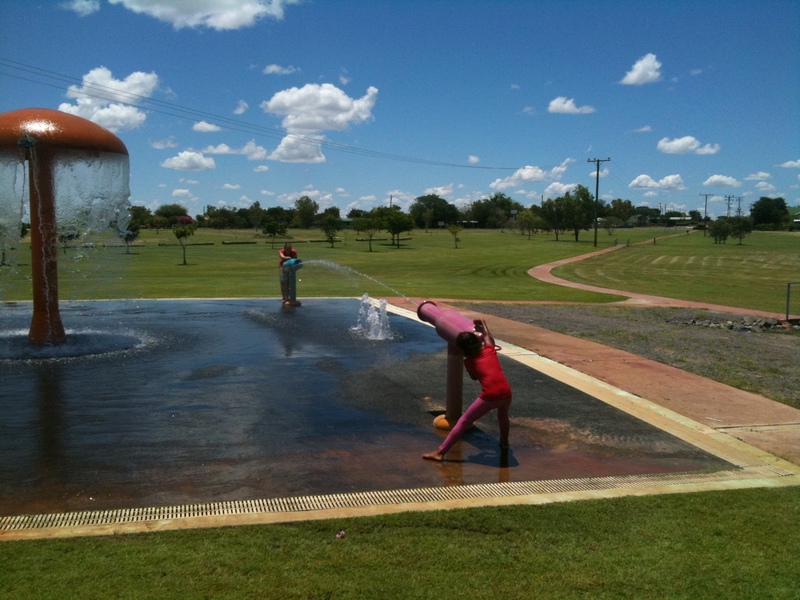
462, 303, 800, 410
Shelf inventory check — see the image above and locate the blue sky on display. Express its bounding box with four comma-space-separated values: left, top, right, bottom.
1, 0, 798, 219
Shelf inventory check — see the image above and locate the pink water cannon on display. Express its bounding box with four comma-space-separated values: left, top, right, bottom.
416, 300, 478, 430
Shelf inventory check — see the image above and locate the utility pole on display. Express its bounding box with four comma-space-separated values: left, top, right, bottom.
587, 157, 610, 247
724, 195, 734, 217
699, 193, 713, 236
735, 196, 743, 217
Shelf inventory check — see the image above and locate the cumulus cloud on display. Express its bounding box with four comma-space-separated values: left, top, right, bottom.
234, 100, 249, 115
63, 0, 100, 16
261, 83, 378, 163
544, 182, 578, 197
263, 64, 299, 75
633, 125, 652, 133
193, 120, 222, 132
745, 171, 771, 181
620, 53, 662, 85
161, 150, 215, 171
490, 159, 575, 190
202, 140, 268, 160
58, 66, 158, 132
702, 174, 741, 187
755, 181, 777, 193
548, 96, 595, 114
151, 137, 178, 149
424, 184, 455, 199
657, 136, 720, 155
468, 155, 480, 164
107, 0, 299, 30
629, 174, 686, 191
778, 159, 800, 168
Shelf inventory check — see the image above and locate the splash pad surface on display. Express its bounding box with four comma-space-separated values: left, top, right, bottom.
1, 298, 741, 522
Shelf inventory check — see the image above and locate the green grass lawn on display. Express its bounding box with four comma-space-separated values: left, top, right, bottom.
2, 226, 799, 597
4, 227, 798, 313
554, 230, 800, 314
2, 488, 798, 599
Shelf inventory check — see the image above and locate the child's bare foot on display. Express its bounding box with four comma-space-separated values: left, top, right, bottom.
422, 450, 444, 462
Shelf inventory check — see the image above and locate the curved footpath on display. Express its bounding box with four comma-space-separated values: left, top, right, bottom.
388, 245, 800, 469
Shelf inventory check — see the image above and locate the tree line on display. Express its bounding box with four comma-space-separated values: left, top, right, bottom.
127, 191, 796, 249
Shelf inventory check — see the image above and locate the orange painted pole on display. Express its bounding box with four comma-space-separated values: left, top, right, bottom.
25, 143, 66, 344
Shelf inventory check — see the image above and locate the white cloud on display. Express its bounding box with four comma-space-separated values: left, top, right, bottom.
108, 0, 298, 30
234, 100, 249, 115
193, 120, 222, 132
589, 168, 610, 178
253, 165, 269, 172
544, 182, 578, 197
263, 64, 299, 75
629, 174, 686, 191
778, 159, 800, 168
171, 189, 196, 200
63, 0, 100, 16
468, 155, 480, 164
490, 159, 574, 191
755, 181, 777, 193
151, 137, 178, 149
261, 84, 378, 163
222, 183, 241, 190
424, 184, 455, 199
690, 68, 703, 76
161, 151, 215, 171
58, 66, 158, 132
657, 136, 720, 155
745, 171, 771, 181
548, 96, 595, 114
702, 174, 741, 187
620, 53, 662, 85
201, 140, 268, 160
633, 125, 652, 133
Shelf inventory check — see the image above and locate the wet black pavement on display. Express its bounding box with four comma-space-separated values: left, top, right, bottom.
0, 299, 733, 517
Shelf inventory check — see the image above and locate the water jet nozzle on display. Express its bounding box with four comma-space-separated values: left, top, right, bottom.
18, 133, 36, 149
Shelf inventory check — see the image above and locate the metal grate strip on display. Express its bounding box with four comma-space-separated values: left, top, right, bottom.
1, 465, 793, 533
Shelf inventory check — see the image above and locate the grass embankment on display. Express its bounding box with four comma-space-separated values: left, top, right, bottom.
2, 488, 798, 599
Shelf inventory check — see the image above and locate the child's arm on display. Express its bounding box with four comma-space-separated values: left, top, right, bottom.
474, 319, 495, 346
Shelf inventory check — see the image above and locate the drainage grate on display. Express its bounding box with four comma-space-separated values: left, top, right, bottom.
1, 464, 793, 534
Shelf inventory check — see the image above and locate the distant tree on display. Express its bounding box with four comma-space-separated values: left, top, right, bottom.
155, 203, 189, 227
603, 216, 623, 234
516, 209, 540, 239
262, 218, 287, 248
320, 212, 343, 248
294, 196, 319, 229
688, 210, 703, 224
708, 219, 731, 244
606, 198, 636, 222
121, 225, 140, 254
247, 201, 266, 229
384, 209, 415, 248
347, 208, 369, 219
409, 194, 459, 229
173, 216, 197, 265
128, 205, 153, 229
750, 196, 789, 230
353, 216, 381, 252
561, 185, 595, 242
467, 193, 525, 228
448, 225, 462, 248
540, 198, 564, 240
728, 215, 753, 245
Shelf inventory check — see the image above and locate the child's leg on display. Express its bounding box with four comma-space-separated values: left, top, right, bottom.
496, 397, 512, 448
438, 397, 494, 455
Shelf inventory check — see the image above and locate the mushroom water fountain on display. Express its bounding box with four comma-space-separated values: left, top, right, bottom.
0, 108, 131, 345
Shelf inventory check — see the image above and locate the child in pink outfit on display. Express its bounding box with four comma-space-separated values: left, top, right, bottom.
423, 319, 512, 462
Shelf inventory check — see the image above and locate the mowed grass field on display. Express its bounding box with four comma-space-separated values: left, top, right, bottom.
2, 226, 799, 598
3, 227, 798, 314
